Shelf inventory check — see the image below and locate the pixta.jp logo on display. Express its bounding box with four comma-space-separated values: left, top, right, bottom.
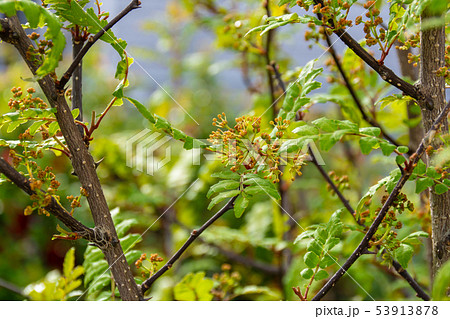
126, 129, 325, 176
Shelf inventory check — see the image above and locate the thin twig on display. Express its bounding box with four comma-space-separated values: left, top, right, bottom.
313, 0, 422, 103
312, 100, 450, 300
272, 57, 430, 299
263, 0, 276, 110
0, 278, 29, 299
57, 0, 141, 90
173, 219, 280, 275
0, 158, 96, 241
140, 196, 237, 295
310, 149, 430, 300
322, 32, 411, 155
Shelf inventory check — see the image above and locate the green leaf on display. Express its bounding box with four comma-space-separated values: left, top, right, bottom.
208, 190, 240, 210
276, 60, 323, 122
413, 159, 427, 175
48, 121, 60, 136
120, 233, 142, 252
207, 180, 240, 199
174, 272, 214, 301
245, 13, 302, 37
304, 251, 320, 268
244, 184, 281, 201
356, 174, 394, 213
211, 170, 241, 180
278, 0, 298, 8
327, 210, 343, 237
314, 227, 328, 244
87, 274, 110, 295
415, 177, 434, 193
324, 237, 340, 251
294, 229, 315, 244
319, 255, 335, 268
359, 136, 379, 155
426, 167, 441, 179
307, 239, 323, 256
71, 108, 80, 120
234, 193, 249, 218
380, 142, 397, 156
432, 260, 450, 300
63, 247, 75, 279
28, 120, 45, 135
396, 155, 406, 165
83, 260, 108, 285
233, 285, 280, 300
314, 269, 328, 281
125, 97, 155, 124
359, 127, 381, 137
319, 133, 339, 152
300, 268, 314, 279
397, 146, 409, 154
434, 183, 449, 195
115, 219, 138, 238
0, 1, 65, 76
402, 231, 429, 240
394, 243, 414, 269
7, 121, 22, 133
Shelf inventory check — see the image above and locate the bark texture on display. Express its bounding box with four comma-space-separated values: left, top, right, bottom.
0, 16, 142, 300
420, 10, 450, 278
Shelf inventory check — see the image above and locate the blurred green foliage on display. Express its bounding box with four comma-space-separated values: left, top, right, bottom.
0, 0, 445, 301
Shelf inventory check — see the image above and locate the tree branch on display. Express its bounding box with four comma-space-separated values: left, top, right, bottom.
140, 196, 237, 295
309, 152, 430, 300
173, 219, 280, 275
0, 278, 29, 300
57, 0, 141, 90
322, 32, 411, 155
72, 29, 84, 136
313, 0, 423, 104
312, 99, 450, 300
0, 158, 98, 241
263, 0, 276, 110
0, 15, 142, 300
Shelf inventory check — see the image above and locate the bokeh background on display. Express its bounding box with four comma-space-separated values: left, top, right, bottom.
0, 0, 431, 300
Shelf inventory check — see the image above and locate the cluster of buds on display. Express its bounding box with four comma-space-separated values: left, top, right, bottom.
135, 253, 164, 278
9, 148, 60, 217
211, 264, 242, 301
66, 195, 81, 215
310, 1, 352, 31
26, 32, 54, 65
8, 87, 48, 111
355, 1, 383, 47
326, 171, 350, 194
208, 113, 306, 182
208, 114, 263, 172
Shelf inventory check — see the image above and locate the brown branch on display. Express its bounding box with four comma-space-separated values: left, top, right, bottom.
309, 152, 430, 300
0, 15, 142, 300
312, 99, 450, 300
322, 32, 411, 155
57, 0, 141, 90
72, 29, 84, 136
263, 0, 276, 110
173, 219, 280, 275
140, 196, 237, 295
273, 55, 429, 299
0, 158, 97, 241
313, 0, 423, 104
269, 53, 431, 299
391, 260, 431, 301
